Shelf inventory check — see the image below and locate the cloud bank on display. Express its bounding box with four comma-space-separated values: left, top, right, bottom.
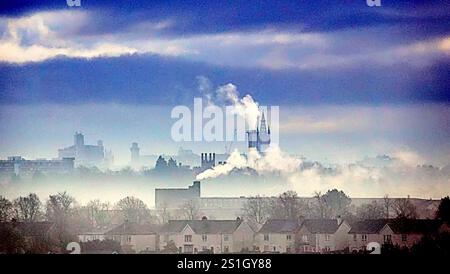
1, 9, 449, 71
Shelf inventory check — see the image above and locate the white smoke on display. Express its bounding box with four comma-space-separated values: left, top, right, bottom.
194, 79, 300, 180
197, 78, 261, 130
196, 145, 302, 180
194, 79, 450, 198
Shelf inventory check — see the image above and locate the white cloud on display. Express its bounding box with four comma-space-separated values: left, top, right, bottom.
0, 10, 449, 68
280, 116, 368, 134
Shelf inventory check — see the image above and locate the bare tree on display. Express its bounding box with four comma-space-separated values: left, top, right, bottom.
313, 191, 327, 218
182, 199, 200, 220
321, 189, 351, 218
0, 195, 13, 222
356, 201, 385, 219
392, 197, 418, 219
270, 191, 302, 220
158, 202, 171, 224
242, 195, 270, 225
46, 192, 75, 222
383, 194, 392, 218
13, 193, 42, 222
115, 196, 150, 223
85, 199, 111, 227
45, 192, 77, 247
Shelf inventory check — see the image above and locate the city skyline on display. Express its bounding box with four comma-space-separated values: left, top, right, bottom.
0, 1, 449, 201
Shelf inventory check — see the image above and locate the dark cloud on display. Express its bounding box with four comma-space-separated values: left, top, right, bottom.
0, 53, 449, 105
1, 0, 449, 37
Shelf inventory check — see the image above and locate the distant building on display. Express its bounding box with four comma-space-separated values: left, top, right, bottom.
151, 155, 192, 177
58, 132, 106, 168
247, 111, 271, 154
174, 147, 200, 168
0, 156, 74, 177
191, 152, 230, 175
130, 144, 221, 170
155, 182, 441, 220
201, 153, 215, 170
155, 181, 201, 209
129, 142, 159, 169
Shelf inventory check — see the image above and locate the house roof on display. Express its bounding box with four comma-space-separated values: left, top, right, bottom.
348, 219, 389, 234
78, 225, 115, 235
160, 219, 242, 234
348, 219, 443, 234
387, 219, 442, 234
0, 221, 54, 236
105, 222, 160, 235
258, 219, 299, 234
301, 219, 340, 234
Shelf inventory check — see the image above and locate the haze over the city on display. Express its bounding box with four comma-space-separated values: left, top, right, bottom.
0, 0, 449, 201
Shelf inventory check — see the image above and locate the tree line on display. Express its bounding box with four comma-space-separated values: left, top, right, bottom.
242, 189, 420, 226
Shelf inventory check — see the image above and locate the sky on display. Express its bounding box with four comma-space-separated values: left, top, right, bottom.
0, 0, 449, 169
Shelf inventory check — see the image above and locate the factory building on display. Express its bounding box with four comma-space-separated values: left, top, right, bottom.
155, 181, 201, 209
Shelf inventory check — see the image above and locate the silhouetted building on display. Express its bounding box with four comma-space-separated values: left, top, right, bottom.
201, 153, 215, 170
129, 142, 159, 169
155, 181, 201, 209
0, 156, 74, 177
58, 132, 106, 168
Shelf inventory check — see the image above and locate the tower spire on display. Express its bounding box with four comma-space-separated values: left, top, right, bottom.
260, 111, 267, 133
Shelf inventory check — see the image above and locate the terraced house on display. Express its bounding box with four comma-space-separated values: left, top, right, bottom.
256, 219, 299, 253
348, 219, 443, 252
104, 221, 161, 253
297, 218, 351, 253
159, 217, 255, 253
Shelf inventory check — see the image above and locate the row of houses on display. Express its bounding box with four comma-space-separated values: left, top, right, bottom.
2, 217, 446, 254
77, 217, 449, 254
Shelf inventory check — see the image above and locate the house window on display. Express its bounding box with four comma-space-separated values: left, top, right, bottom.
286, 234, 292, 241
325, 234, 331, 241
286, 247, 291, 253
361, 234, 368, 241
273, 246, 276, 252
126, 236, 132, 243
402, 234, 407, 242
353, 234, 357, 241
202, 235, 208, 242
224, 235, 229, 241
224, 246, 229, 253
264, 234, 269, 241
185, 235, 192, 242
384, 235, 392, 244
302, 235, 308, 242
